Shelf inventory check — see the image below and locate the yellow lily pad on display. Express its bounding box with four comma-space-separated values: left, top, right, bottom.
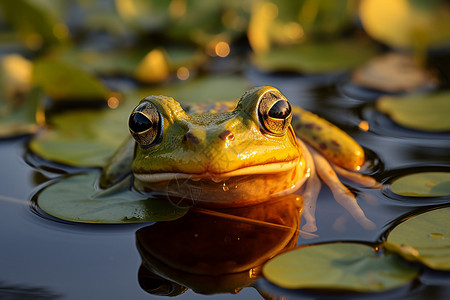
391, 172, 450, 197
263, 242, 419, 292
36, 171, 187, 223
376, 91, 450, 132
360, 0, 450, 49
385, 207, 450, 271
252, 39, 379, 74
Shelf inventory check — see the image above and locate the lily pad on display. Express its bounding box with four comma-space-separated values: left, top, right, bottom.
0, 0, 67, 48
46, 46, 205, 78
390, 172, 450, 197
0, 88, 44, 138
359, 0, 450, 49
29, 102, 132, 167
376, 91, 450, 132
252, 39, 379, 74
33, 59, 110, 101
263, 242, 419, 292
36, 171, 187, 223
352, 53, 438, 93
146, 74, 250, 103
0, 54, 44, 138
385, 207, 450, 271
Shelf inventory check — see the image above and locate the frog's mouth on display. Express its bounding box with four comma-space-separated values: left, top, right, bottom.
133, 158, 301, 183
133, 157, 307, 207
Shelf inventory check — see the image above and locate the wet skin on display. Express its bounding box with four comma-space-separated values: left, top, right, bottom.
100, 86, 379, 232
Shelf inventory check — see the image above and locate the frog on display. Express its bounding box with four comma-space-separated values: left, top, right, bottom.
100, 86, 379, 233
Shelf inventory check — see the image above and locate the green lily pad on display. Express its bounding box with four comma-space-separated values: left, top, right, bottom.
45, 46, 205, 78
391, 172, 450, 197
0, 0, 67, 48
252, 39, 379, 74
147, 75, 250, 103
376, 91, 450, 132
0, 54, 44, 138
263, 243, 419, 292
29, 102, 132, 167
385, 207, 450, 271
33, 59, 110, 101
0, 88, 44, 138
36, 171, 187, 223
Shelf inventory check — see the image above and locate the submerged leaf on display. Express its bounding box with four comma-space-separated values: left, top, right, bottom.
36, 171, 187, 223
252, 39, 379, 74
385, 207, 450, 271
263, 243, 419, 292
391, 172, 450, 197
376, 91, 450, 131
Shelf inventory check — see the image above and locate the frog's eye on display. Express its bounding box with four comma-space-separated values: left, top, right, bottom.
258, 91, 292, 136
129, 101, 162, 147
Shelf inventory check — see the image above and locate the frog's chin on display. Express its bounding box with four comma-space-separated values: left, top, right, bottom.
133, 157, 308, 207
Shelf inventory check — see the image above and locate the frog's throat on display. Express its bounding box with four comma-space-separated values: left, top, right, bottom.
133, 158, 301, 183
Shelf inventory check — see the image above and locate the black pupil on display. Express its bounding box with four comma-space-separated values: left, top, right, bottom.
268, 100, 291, 119
129, 113, 152, 133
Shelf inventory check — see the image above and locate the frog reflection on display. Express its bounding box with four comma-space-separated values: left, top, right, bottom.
135, 195, 301, 296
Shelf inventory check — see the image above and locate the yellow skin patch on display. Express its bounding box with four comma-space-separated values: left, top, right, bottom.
101, 87, 378, 232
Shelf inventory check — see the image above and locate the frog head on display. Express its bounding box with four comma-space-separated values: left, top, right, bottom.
128, 86, 307, 207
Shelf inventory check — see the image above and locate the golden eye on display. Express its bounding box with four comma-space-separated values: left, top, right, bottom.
129, 101, 162, 147
258, 91, 292, 136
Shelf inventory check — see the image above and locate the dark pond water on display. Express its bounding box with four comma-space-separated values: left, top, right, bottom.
1, 68, 450, 299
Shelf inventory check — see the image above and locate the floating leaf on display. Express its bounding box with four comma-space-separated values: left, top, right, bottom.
0, 55, 44, 138
352, 53, 438, 92
146, 74, 250, 103
359, 0, 450, 49
36, 171, 187, 223
33, 59, 110, 101
390, 172, 450, 197
44, 46, 205, 78
0, 0, 67, 48
263, 243, 419, 292
385, 207, 450, 271
134, 48, 170, 83
0, 88, 45, 138
29, 102, 132, 167
115, 0, 170, 32
376, 91, 450, 131
252, 39, 379, 74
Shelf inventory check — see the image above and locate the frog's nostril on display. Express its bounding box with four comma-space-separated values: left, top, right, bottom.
219, 129, 234, 141
182, 131, 199, 145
